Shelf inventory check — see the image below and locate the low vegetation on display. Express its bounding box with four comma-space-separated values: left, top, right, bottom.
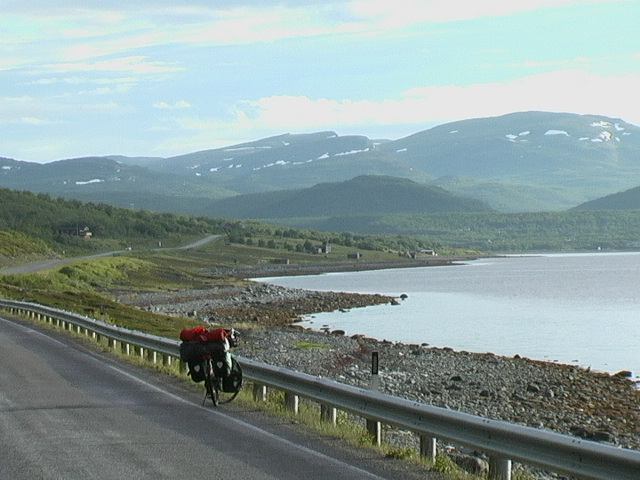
0, 230, 53, 265
0, 188, 226, 256
278, 210, 640, 252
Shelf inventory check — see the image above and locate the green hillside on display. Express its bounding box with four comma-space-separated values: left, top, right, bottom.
572, 185, 640, 211
206, 175, 492, 218
267, 210, 640, 252
0, 188, 224, 254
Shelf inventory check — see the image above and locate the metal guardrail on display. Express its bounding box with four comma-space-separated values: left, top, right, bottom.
2, 299, 639, 480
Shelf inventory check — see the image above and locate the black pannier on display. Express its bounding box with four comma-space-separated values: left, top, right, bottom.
187, 360, 207, 383
222, 357, 243, 393
180, 340, 227, 363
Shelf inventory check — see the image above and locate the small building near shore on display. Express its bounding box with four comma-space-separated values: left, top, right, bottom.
409, 249, 437, 259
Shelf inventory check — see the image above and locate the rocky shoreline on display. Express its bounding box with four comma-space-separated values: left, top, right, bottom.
118, 280, 640, 459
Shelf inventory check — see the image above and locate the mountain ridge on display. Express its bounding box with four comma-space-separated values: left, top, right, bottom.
2, 111, 640, 213
205, 175, 492, 219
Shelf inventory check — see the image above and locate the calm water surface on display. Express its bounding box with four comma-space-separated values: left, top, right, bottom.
260, 253, 640, 377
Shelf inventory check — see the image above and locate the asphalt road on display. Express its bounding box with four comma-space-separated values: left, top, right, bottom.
0, 234, 222, 275
0, 315, 440, 480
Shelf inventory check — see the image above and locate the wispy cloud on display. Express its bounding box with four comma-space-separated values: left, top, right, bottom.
8, 1, 617, 70
155, 69, 640, 154
41, 56, 182, 75
347, 0, 623, 27
0, 94, 127, 128
153, 100, 191, 110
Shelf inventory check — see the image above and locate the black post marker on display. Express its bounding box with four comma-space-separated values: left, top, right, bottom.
367, 351, 381, 444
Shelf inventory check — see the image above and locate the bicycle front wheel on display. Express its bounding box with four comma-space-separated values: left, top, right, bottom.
203, 361, 219, 407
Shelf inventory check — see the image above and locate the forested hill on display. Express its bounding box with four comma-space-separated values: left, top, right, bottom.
205, 175, 492, 219
0, 188, 222, 246
572, 185, 640, 211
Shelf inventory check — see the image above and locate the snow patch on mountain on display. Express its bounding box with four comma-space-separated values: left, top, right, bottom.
334, 148, 369, 156
591, 121, 612, 128
396, 148, 408, 153
449, 130, 459, 134
2, 166, 11, 170
614, 123, 625, 131
545, 130, 570, 136
623, 132, 632, 136
209, 167, 219, 172
518, 131, 530, 136
317, 153, 330, 159
598, 131, 612, 142
75, 179, 103, 185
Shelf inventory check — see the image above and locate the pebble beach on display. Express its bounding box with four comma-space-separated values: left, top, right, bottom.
118, 280, 640, 455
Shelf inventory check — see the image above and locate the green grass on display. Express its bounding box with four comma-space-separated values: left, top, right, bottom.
0, 230, 55, 266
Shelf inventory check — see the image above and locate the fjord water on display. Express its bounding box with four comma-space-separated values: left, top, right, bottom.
262, 253, 640, 377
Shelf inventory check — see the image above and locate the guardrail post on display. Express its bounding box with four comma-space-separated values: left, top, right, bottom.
152, 350, 158, 364
284, 392, 299, 414
253, 383, 267, 402
419, 435, 437, 462
488, 456, 512, 480
125, 343, 131, 356
139, 347, 145, 359
320, 404, 337, 425
162, 354, 172, 367
366, 419, 381, 446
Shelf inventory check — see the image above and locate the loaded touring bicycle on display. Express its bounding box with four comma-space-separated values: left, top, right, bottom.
179, 326, 243, 406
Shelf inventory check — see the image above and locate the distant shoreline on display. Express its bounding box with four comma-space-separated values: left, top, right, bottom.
219, 256, 479, 279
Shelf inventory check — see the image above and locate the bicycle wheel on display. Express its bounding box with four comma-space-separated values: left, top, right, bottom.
202, 360, 219, 407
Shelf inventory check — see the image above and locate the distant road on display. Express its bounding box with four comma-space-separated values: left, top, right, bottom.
0, 234, 221, 275
171, 234, 221, 250
0, 314, 436, 480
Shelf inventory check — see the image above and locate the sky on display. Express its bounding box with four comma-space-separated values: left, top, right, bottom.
1, 0, 639, 162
